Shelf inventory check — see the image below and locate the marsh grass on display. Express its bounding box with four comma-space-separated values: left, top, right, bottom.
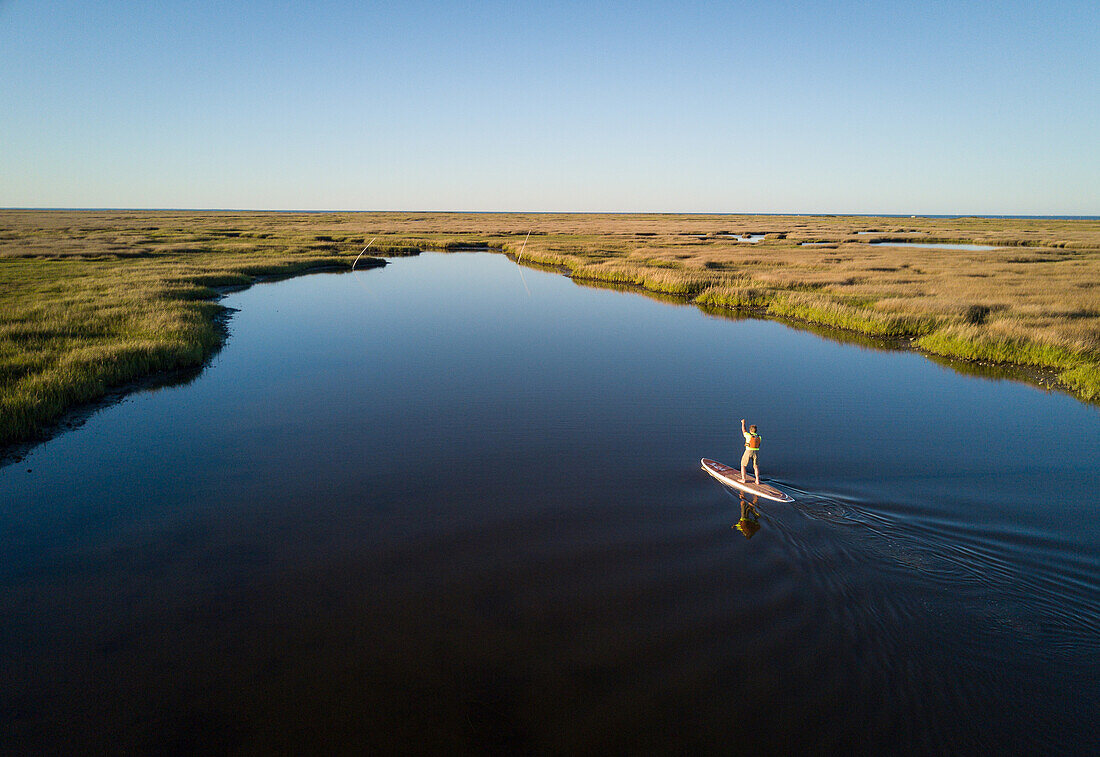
1, 209, 1099, 449
765, 294, 940, 337
504, 219, 1100, 401
0, 214, 391, 445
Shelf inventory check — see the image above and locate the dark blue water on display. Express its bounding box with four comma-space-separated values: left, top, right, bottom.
2, 253, 1098, 754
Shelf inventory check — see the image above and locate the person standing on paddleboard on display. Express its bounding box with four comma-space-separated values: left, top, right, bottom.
740, 419, 761, 484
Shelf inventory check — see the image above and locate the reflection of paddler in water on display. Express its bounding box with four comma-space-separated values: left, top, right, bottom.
740, 418, 761, 484
734, 490, 761, 538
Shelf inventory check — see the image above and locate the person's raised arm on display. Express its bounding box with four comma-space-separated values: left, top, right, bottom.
740, 418, 746, 433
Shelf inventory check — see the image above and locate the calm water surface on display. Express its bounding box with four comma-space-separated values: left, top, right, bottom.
869, 241, 1003, 251
3, 253, 1098, 754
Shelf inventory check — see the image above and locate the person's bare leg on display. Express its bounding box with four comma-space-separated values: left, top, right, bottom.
740, 464, 746, 482
753, 461, 760, 485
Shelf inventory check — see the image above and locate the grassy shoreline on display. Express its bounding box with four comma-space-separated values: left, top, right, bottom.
0, 255, 386, 452
2, 210, 1098, 453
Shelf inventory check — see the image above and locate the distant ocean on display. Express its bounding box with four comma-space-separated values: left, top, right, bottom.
839, 214, 1100, 220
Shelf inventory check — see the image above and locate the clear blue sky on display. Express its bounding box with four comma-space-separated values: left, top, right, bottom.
1, 0, 1097, 213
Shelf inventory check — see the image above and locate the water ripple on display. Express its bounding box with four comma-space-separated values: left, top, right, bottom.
772, 486, 1100, 670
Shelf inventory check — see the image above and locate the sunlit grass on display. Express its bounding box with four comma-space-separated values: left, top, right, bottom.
0, 222, 387, 445
766, 294, 940, 337
504, 221, 1100, 400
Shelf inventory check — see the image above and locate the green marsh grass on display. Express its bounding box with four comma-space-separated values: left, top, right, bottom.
0, 214, 389, 446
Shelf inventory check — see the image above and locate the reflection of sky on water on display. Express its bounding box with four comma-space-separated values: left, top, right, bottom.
2, 252, 1098, 753
870, 241, 1002, 250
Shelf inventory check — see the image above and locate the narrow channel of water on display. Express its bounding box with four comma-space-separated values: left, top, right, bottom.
717, 233, 765, 242
869, 241, 1003, 250
2, 252, 1098, 753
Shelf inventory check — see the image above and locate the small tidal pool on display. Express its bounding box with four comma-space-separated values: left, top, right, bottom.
2, 252, 1098, 753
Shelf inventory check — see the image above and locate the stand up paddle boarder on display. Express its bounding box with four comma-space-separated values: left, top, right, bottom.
740, 419, 761, 484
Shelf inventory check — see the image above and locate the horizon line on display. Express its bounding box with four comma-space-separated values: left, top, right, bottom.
3, 207, 1099, 219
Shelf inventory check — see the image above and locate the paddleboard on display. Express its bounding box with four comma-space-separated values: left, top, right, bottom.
700, 458, 795, 503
